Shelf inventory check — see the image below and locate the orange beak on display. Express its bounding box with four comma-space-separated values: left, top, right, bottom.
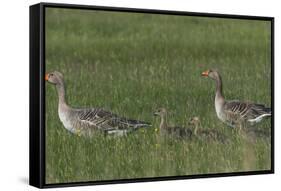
45, 74, 49, 81
201, 70, 209, 77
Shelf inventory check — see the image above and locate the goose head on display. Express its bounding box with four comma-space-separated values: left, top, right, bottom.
45, 71, 64, 86
201, 69, 220, 81
153, 108, 167, 118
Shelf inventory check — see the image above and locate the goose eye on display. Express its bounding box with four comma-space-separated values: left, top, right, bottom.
49, 73, 54, 77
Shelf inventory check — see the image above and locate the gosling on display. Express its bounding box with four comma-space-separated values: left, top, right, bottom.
189, 117, 228, 143
153, 108, 193, 139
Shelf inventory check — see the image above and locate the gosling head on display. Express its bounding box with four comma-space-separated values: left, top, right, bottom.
189, 116, 200, 126
153, 108, 168, 118
201, 69, 220, 81
45, 71, 64, 86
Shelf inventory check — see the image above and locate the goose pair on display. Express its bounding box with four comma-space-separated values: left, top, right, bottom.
45, 71, 151, 137
153, 108, 226, 142
201, 69, 271, 129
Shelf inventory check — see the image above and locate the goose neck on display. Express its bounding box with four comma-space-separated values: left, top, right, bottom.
215, 75, 224, 101
194, 123, 198, 135
160, 115, 168, 129
56, 83, 68, 107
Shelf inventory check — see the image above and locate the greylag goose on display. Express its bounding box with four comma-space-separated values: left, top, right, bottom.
201, 69, 271, 128
45, 71, 151, 137
153, 108, 193, 138
189, 117, 227, 143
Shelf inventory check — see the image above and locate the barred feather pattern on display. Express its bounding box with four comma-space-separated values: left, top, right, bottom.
71, 108, 151, 136
223, 101, 271, 126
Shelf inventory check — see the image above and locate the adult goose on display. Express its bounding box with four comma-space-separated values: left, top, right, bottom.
201, 69, 271, 128
45, 71, 151, 137
153, 108, 193, 139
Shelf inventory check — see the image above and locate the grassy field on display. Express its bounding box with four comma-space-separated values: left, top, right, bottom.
45, 8, 272, 184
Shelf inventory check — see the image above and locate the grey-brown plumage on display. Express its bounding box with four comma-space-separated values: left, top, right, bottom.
189, 117, 228, 143
45, 71, 151, 137
153, 108, 193, 139
201, 69, 271, 128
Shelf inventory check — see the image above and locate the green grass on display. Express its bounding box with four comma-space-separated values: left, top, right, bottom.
45, 8, 272, 184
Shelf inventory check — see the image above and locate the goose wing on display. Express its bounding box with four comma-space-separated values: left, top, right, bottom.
224, 101, 271, 124
77, 108, 151, 132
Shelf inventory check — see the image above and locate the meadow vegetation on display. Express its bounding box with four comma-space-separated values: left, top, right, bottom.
45, 8, 272, 184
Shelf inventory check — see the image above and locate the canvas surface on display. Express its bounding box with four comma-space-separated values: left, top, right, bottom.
45, 8, 272, 184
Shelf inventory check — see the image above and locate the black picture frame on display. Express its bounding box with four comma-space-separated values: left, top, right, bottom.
30, 2, 274, 188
